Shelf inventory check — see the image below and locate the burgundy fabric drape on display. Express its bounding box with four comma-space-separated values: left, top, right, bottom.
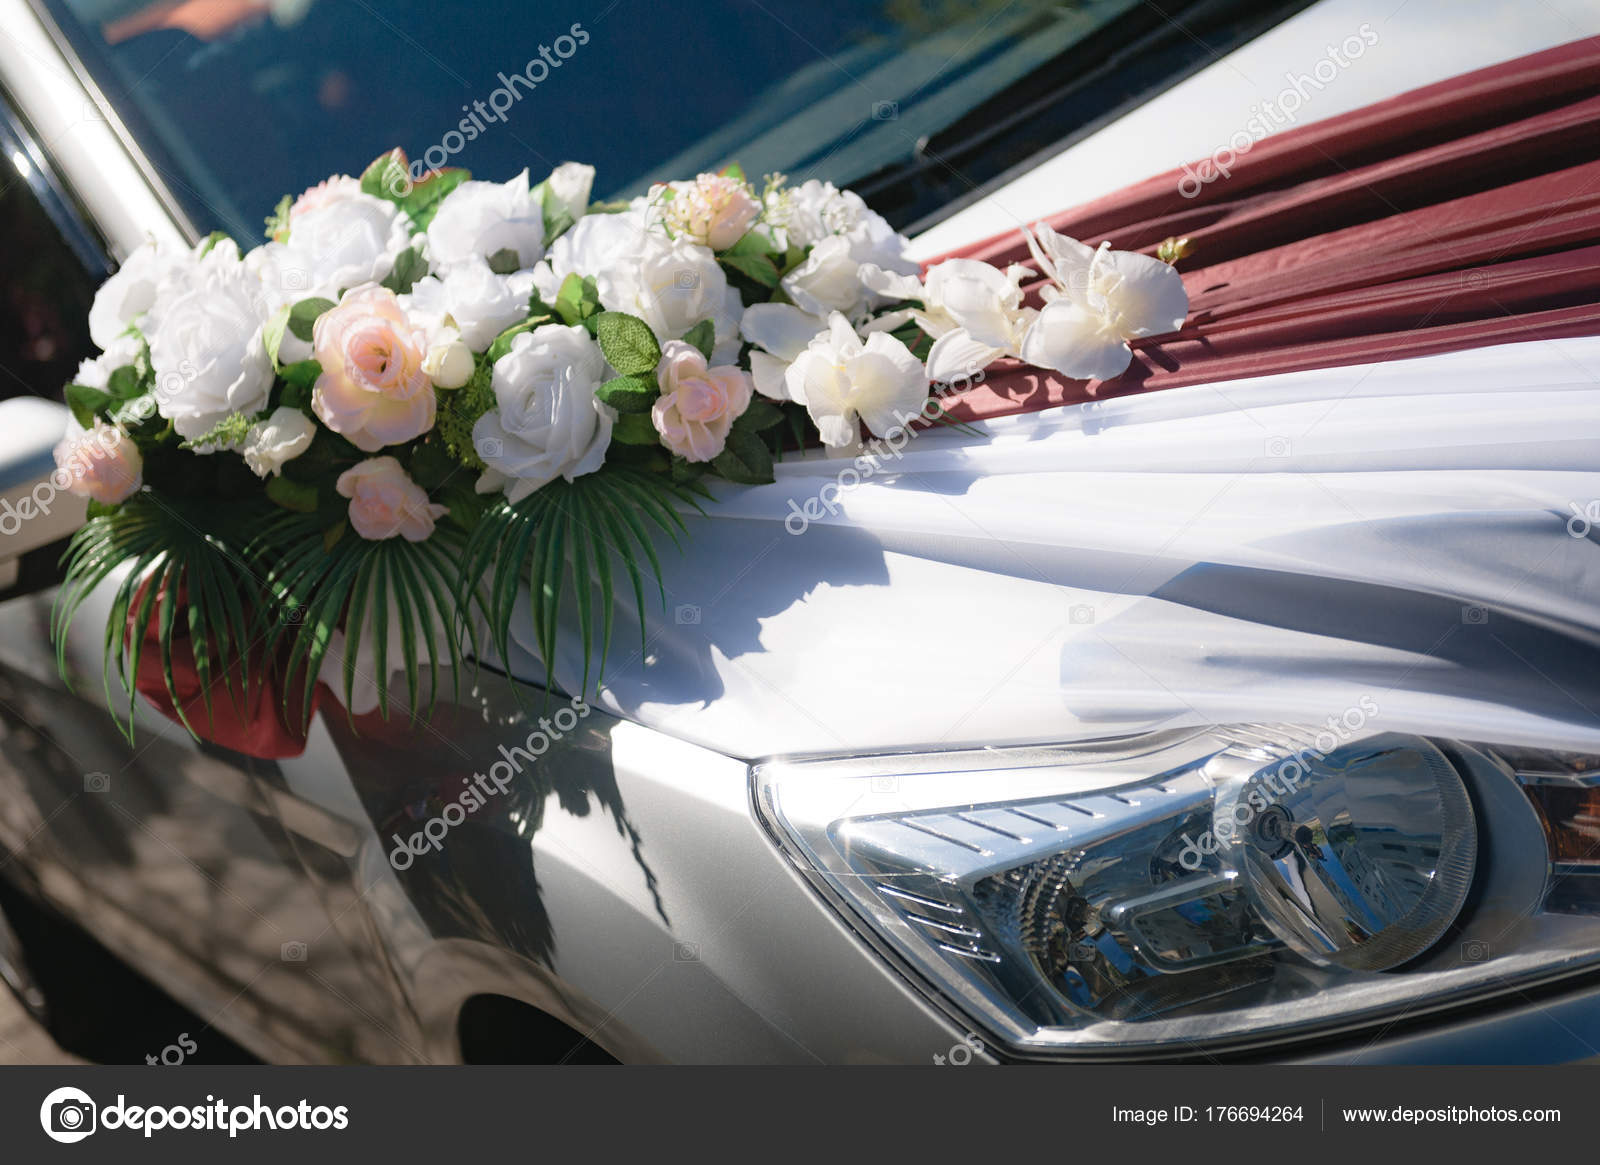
936, 35, 1600, 424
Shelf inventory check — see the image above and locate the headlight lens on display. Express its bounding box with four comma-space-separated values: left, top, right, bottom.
755, 726, 1600, 1056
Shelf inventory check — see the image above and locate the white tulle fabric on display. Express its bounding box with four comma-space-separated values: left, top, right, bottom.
504, 337, 1600, 759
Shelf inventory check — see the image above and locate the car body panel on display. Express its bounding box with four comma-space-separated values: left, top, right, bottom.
1, 0, 1598, 1064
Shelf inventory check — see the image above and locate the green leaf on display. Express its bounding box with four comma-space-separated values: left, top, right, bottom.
180, 411, 259, 452
594, 311, 662, 376
553, 273, 600, 327
65, 383, 113, 428
721, 251, 780, 288
266, 475, 319, 512
720, 161, 746, 183
457, 469, 701, 697
486, 316, 548, 363
262, 303, 291, 367
611, 413, 660, 446
536, 181, 577, 241
595, 374, 658, 414
711, 428, 775, 483
278, 360, 322, 405
286, 297, 336, 343
486, 248, 521, 275
731, 398, 784, 432
359, 149, 413, 204
397, 167, 469, 231
198, 230, 232, 256
381, 246, 428, 294
681, 319, 715, 361
264, 194, 292, 241
722, 228, 777, 258
106, 363, 145, 400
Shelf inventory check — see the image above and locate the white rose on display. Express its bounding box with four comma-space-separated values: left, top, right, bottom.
784, 312, 928, 447
252, 189, 412, 307
147, 245, 273, 441
473, 324, 614, 502
542, 162, 595, 222
241, 406, 316, 477
402, 255, 533, 351
596, 232, 742, 355
427, 169, 545, 272
777, 186, 917, 319
781, 235, 870, 317
530, 207, 650, 302
71, 332, 144, 390
88, 238, 197, 350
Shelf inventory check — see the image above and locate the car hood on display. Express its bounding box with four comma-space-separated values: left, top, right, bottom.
501, 338, 1600, 760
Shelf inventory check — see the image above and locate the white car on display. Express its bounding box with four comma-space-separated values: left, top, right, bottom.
0, 0, 1597, 1064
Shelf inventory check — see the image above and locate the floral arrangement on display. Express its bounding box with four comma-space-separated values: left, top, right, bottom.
50, 148, 1187, 745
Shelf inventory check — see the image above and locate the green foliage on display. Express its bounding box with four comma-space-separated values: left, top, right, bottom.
553, 273, 601, 327
382, 246, 429, 294
711, 428, 775, 484
461, 470, 702, 695
681, 319, 715, 361
595, 374, 658, 414
610, 414, 660, 445
720, 251, 780, 287
594, 312, 661, 376
180, 411, 260, 452
264, 195, 292, 241
250, 508, 481, 724
485, 248, 521, 275
358, 149, 470, 231
65, 383, 113, 428
435, 358, 497, 469
53, 495, 262, 741
286, 298, 336, 343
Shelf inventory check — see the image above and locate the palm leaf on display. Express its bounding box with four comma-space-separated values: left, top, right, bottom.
246, 510, 480, 728
52, 496, 262, 742
459, 469, 703, 696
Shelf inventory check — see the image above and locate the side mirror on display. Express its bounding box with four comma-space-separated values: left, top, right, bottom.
0, 397, 83, 596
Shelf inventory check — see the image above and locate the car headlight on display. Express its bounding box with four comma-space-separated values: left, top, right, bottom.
754, 725, 1600, 1057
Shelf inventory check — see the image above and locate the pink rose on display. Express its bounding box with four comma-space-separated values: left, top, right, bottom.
663, 173, 761, 251
335, 456, 447, 542
52, 419, 142, 504
311, 285, 435, 452
650, 340, 753, 463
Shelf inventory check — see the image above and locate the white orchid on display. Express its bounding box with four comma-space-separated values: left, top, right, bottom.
914, 259, 1037, 384
915, 225, 1188, 387
1017, 222, 1188, 382
738, 302, 828, 402
784, 312, 928, 448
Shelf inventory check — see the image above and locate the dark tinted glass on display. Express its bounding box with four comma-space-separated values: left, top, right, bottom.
0, 93, 107, 402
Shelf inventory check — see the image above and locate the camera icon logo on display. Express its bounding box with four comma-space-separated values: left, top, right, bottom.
1068, 604, 1095, 625
1460, 939, 1492, 963
281, 940, 308, 963
675, 604, 701, 625
673, 940, 701, 962
673, 269, 700, 290
281, 267, 309, 291
1462, 605, 1489, 625
475, 437, 503, 461
83, 772, 110, 793
1265, 436, 1292, 457
40, 1086, 97, 1143
871, 100, 899, 120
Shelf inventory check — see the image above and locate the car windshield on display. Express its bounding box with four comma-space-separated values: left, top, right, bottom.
39, 0, 1153, 240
